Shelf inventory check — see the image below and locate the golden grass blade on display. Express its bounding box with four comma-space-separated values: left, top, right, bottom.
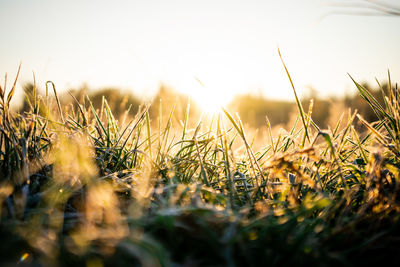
146, 111, 152, 160
68, 91, 88, 126
6, 62, 21, 108
356, 114, 387, 145
278, 48, 310, 143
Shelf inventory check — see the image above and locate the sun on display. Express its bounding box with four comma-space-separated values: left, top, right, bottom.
194, 91, 228, 114
187, 78, 233, 114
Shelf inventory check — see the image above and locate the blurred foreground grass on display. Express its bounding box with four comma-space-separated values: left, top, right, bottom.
1, 66, 400, 266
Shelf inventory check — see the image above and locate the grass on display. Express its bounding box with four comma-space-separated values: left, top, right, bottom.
0, 63, 400, 266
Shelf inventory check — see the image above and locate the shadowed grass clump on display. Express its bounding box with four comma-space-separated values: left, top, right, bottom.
0, 62, 400, 266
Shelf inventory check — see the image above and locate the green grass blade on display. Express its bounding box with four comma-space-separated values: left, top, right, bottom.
278, 48, 310, 144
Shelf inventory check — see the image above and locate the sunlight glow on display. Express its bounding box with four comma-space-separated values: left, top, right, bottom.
187, 79, 233, 114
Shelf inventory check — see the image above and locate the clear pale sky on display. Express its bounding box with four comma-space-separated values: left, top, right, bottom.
0, 0, 399, 107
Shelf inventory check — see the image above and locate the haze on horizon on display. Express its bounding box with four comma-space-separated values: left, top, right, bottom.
0, 0, 399, 108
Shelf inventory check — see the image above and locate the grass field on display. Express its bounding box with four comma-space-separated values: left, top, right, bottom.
1, 63, 400, 266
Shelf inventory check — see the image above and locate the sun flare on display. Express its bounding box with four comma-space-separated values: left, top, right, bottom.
188, 81, 233, 114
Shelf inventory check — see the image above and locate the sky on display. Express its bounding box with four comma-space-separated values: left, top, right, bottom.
0, 0, 399, 110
